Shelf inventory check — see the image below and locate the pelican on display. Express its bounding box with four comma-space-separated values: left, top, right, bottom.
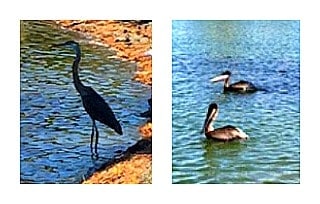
210, 70, 257, 93
201, 103, 249, 141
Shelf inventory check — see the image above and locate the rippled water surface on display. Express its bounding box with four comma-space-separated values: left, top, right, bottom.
20, 21, 151, 183
172, 20, 300, 184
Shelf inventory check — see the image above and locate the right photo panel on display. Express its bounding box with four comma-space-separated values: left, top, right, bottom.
172, 20, 300, 184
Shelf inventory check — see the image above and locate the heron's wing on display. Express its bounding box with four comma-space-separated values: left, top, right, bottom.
81, 87, 122, 134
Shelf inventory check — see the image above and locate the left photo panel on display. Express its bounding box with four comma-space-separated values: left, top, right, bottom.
20, 20, 152, 184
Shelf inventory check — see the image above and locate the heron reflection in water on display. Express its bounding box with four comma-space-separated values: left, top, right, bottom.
52, 41, 123, 156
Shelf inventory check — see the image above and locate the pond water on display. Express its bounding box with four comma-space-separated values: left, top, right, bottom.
20, 21, 151, 183
172, 20, 300, 184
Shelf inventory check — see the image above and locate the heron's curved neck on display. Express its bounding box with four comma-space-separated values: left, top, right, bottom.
72, 50, 86, 95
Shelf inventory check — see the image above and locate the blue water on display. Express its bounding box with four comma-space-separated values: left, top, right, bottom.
172, 20, 300, 184
20, 21, 151, 183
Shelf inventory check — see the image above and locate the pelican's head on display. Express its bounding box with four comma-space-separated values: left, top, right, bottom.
201, 103, 219, 134
210, 70, 231, 83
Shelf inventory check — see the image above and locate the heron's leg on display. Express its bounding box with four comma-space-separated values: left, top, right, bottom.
90, 120, 95, 154
94, 123, 99, 155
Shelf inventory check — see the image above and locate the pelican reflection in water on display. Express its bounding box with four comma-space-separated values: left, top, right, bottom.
210, 70, 258, 93
201, 103, 249, 142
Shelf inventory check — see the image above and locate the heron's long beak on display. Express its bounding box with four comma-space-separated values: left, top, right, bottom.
50, 44, 60, 48
210, 74, 229, 83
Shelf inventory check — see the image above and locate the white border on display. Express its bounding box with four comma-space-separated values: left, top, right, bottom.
2, 0, 320, 203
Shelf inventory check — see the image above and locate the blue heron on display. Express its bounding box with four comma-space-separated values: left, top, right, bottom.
52, 40, 123, 155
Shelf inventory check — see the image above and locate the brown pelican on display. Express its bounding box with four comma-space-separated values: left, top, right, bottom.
201, 103, 249, 141
210, 70, 257, 93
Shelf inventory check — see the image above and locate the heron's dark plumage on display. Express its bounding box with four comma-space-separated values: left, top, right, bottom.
52, 40, 123, 155
81, 87, 123, 135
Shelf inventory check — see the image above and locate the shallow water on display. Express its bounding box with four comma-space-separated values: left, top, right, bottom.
20, 21, 151, 183
172, 20, 300, 184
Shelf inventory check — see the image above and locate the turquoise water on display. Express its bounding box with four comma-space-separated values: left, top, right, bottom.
172, 20, 300, 183
20, 21, 151, 183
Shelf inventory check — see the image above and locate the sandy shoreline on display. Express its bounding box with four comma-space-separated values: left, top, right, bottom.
55, 20, 152, 85
54, 20, 152, 184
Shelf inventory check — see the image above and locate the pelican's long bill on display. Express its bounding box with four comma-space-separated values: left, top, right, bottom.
210, 74, 229, 83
